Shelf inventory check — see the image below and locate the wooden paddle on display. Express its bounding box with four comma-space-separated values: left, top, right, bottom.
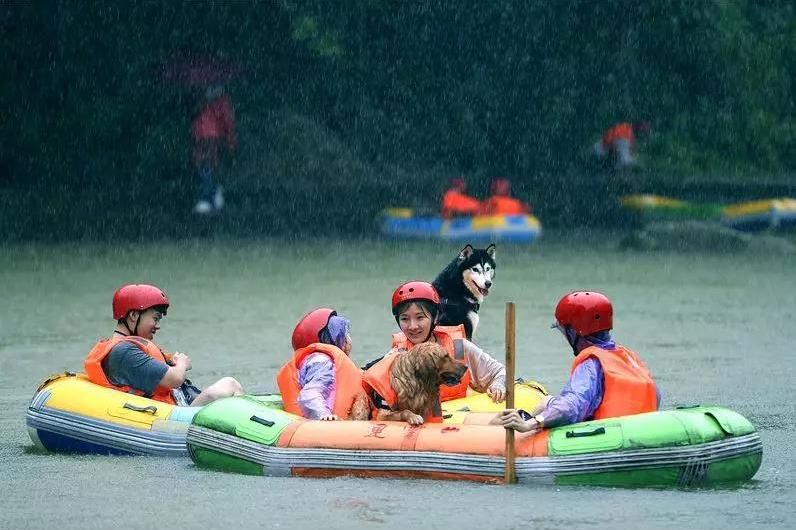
504, 301, 517, 484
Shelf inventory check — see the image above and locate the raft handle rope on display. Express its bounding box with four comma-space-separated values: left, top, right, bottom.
123, 403, 158, 415
250, 415, 275, 427
565, 426, 606, 438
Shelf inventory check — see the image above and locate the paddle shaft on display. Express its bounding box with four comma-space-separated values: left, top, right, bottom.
504, 301, 517, 484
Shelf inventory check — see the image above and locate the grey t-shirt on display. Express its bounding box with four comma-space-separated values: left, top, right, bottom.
102, 341, 169, 397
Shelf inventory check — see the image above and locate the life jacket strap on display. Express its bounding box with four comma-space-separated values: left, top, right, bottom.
453, 339, 465, 360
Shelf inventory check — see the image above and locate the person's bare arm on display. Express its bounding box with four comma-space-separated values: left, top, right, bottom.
158, 352, 191, 389
464, 340, 506, 401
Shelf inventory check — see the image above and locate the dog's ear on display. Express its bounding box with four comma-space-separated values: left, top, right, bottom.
486, 244, 496, 259
458, 244, 474, 262
410, 346, 440, 381
414, 361, 436, 381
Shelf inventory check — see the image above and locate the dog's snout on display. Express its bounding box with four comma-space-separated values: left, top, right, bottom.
440, 360, 469, 387
456, 363, 468, 377
485, 280, 492, 288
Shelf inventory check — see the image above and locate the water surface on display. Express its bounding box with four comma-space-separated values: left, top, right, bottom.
1, 237, 793, 529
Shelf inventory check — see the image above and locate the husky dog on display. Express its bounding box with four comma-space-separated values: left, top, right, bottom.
432, 244, 496, 339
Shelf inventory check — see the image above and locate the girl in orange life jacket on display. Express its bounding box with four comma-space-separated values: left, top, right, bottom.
365, 281, 506, 411
493, 291, 660, 433
84, 284, 244, 406
276, 308, 368, 421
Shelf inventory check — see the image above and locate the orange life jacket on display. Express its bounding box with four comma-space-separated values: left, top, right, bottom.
441, 189, 482, 219
571, 344, 657, 420
601, 122, 635, 150
276, 343, 364, 419
361, 354, 443, 423
391, 325, 471, 401
84, 335, 176, 404
480, 196, 529, 215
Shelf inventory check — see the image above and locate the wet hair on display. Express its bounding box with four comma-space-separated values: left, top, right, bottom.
117, 304, 168, 324
151, 305, 168, 315
395, 300, 439, 321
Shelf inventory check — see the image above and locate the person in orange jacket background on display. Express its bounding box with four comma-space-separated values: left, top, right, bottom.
441, 177, 482, 218
593, 121, 651, 171
480, 178, 530, 215
492, 291, 660, 433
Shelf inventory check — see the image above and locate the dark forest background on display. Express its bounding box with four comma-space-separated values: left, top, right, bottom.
1, 1, 794, 240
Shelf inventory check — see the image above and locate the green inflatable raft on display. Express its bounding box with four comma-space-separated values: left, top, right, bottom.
187, 396, 762, 488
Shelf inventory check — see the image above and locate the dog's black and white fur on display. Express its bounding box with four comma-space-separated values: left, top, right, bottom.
432, 244, 496, 339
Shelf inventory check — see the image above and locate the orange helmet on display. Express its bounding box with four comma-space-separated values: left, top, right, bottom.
112, 284, 169, 320
291, 308, 336, 350
554, 291, 613, 336
391, 281, 440, 317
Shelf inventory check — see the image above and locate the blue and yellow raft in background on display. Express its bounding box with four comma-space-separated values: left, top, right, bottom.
380, 208, 542, 243
721, 197, 796, 231
620, 194, 723, 221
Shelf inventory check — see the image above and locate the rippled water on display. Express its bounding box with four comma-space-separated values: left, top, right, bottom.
1, 237, 794, 529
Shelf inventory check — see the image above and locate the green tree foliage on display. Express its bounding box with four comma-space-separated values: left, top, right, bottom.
1, 1, 793, 238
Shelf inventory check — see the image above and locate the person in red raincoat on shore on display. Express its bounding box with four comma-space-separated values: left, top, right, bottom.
441, 178, 482, 219
592, 121, 651, 171
480, 178, 530, 215
191, 85, 236, 214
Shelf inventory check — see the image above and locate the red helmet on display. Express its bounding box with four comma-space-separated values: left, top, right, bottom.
112, 284, 170, 320
292, 308, 336, 350
490, 178, 511, 196
391, 281, 440, 316
554, 291, 613, 336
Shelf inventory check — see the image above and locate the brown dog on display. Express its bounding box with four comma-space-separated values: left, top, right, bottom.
348, 390, 372, 421
375, 342, 468, 425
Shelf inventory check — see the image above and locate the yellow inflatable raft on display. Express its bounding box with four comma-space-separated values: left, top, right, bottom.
27, 373, 548, 456
27, 373, 199, 456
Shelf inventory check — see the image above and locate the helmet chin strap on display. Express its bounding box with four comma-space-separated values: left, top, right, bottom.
555, 323, 589, 356
564, 326, 582, 356
122, 311, 140, 337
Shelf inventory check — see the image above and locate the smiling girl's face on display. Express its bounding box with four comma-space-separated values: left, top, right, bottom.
398, 302, 435, 344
